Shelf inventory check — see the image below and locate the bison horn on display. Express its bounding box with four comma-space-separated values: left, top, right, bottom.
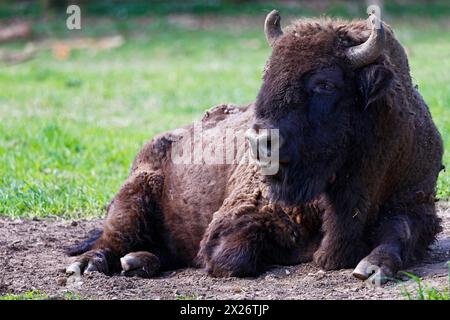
264, 10, 283, 46
345, 14, 385, 68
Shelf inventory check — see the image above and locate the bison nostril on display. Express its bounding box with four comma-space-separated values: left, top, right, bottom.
252, 123, 261, 133
277, 135, 284, 149
245, 128, 259, 144
247, 125, 285, 164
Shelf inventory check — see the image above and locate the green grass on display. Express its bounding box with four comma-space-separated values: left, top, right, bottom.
2, 1, 450, 19
0, 13, 449, 218
0, 290, 84, 300
0, 290, 48, 300
175, 293, 198, 300
400, 266, 449, 300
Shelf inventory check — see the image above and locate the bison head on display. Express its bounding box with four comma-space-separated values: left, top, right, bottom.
248, 10, 394, 205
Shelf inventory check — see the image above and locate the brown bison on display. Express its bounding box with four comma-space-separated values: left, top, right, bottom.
66, 10, 444, 284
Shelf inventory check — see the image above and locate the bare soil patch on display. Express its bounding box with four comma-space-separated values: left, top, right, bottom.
1, 203, 449, 300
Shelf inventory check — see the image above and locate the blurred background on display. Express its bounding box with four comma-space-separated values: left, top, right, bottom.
0, 0, 449, 218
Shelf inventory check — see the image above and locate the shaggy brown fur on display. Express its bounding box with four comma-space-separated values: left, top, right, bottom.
66, 15, 443, 283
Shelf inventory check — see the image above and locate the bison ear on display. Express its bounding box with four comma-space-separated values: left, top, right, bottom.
358, 64, 393, 109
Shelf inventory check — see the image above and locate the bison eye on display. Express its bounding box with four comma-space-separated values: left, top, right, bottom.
312, 82, 337, 95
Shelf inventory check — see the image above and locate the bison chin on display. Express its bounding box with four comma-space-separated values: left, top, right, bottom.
265, 163, 335, 206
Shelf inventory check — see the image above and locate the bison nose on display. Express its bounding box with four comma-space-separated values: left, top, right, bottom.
246, 124, 283, 163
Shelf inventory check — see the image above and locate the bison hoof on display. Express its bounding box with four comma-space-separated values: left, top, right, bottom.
352, 246, 402, 285
352, 259, 374, 280
66, 261, 82, 276
120, 251, 160, 278
65, 249, 110, 276
352, 258, 394, 285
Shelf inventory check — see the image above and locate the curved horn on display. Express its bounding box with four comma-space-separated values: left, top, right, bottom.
346, 14, 385, 68
264, 10, 283, 47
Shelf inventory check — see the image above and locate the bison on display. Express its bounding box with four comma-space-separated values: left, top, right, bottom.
66, 10, 444, 284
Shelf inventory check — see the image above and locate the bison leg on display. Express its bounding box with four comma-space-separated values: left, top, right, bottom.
313, 196, 370, 270
66, 171, 165, 276
120, 251, 161, 278
353, 203, 441, 285
66, 249, 111, 275
197, 205, 304, 277
197, 213, 266, 277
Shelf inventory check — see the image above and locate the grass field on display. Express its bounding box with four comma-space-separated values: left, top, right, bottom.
0, 7, 449, 218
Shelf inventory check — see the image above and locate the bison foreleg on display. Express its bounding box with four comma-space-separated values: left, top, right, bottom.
197, 204, 305, 277
197, 213, 266, 277
313, 194, 370, 270
353, 202, 441, 285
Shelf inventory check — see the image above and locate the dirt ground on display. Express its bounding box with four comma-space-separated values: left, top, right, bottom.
0, 203, 449, 300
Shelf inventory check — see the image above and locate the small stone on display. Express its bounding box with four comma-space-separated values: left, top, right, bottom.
317, 270, 326, 275
57, 277, 67, 286
233, 287, 242, 293
285, 269, 291, 275
70, 221, 78, 227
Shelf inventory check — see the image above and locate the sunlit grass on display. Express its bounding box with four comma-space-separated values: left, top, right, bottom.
0, 290, 48, 300
0, 14, 448, 218
0, 290, 84, 300
400, 265, 449, 300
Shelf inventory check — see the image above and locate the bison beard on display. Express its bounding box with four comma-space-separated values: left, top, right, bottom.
65, 11, 444, 285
